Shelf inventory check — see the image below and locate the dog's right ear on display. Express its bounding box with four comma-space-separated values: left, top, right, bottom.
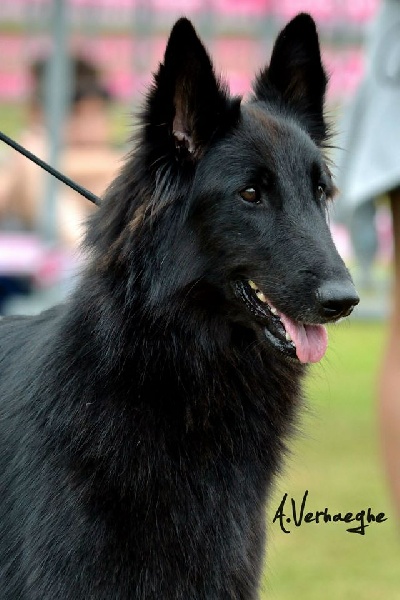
143, 18, 240, 163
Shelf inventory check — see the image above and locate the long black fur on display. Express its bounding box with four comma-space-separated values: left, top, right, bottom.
0, 15, 357, 599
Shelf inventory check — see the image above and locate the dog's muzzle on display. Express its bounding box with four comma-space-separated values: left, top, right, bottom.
233, 278, 359, 364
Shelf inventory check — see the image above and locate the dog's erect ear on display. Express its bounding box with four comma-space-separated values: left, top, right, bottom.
145, 18, 240, 161
253, 13, 328, 143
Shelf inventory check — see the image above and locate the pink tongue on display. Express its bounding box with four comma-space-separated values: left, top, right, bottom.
278, 312, 328, 364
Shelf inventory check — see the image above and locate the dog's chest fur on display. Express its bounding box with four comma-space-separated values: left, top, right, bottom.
0, 305, 302, 599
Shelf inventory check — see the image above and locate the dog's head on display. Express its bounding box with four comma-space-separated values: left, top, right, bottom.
97, 14, 358, 364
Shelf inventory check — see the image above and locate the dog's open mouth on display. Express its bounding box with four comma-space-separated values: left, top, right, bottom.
233, 280, 328, 364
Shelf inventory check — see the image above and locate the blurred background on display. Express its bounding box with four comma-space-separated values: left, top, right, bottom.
0, 0, 389, 313
0, 1, 398, 598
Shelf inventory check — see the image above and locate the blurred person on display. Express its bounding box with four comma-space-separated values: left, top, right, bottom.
348, 200, 379, 290
334, 0, 400, 523
0, 57, 122, 309
0, 57, 121, 245
59, 79, 122, 247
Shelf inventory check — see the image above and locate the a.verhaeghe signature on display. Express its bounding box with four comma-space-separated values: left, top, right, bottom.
272, 490, 388, 535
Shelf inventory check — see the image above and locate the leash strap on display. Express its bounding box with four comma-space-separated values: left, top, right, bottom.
0, 130, 100, 206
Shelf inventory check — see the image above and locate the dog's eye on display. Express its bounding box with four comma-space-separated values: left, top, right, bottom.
240, 187, 261, 204
317, 185, 326, 202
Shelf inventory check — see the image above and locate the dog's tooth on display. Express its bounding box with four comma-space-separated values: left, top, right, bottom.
256, 291, 267, 303
270, 307, 278, 315
285, 332, 292, 342
248, 280, 258, 290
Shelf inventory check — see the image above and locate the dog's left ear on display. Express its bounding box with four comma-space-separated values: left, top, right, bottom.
144, 18, 240, 161
253, 13, 328, 144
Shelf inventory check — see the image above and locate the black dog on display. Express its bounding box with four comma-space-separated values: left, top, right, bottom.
0, 14, 359, 599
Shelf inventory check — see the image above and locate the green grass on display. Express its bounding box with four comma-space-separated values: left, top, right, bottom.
262, 321, 400, 599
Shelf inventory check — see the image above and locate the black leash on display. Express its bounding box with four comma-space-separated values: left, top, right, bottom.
0, 130, 101, 206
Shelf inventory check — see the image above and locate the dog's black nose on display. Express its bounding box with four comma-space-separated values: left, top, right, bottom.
316, 280, 360, 320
